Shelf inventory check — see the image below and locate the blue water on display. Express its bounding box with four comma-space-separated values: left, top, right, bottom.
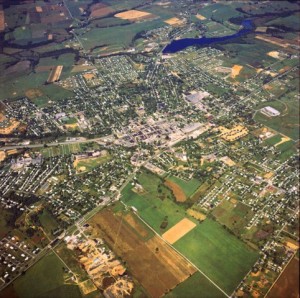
163, 20, 255, 54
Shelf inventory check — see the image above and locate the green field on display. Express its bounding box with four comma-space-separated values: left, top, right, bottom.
254, 99, 299, 140
166, 272, 226, 298
0, 72, 73, 102
212, 200, 254, 236
76, 154, 111, 172
197, 2, 244, 22
264, 134, 283, 146
220, 38, 280, 70
174, 219, 259, 295
38, 210, 60, 239
76, 19, 165, 53
167, 175, 201, 198
14, 252, 81, 298
266, 13, 300, 31
40, 143, 83, 158
55, 243, 89, 283
121, 170, 191, 233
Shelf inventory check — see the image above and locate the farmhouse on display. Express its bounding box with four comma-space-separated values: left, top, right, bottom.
260, 106, 281, 117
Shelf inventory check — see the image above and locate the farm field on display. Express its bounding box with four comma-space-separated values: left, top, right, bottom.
13, 252, 81, 298
75, 19, 164, 53
88, 208, 196, 298
267, 256, 299, 298
162, 218, 196, 244
167, 175, 201, 198
196, 2, 244, 23
121, 170, 189, 233
166, 272, 226, 298
219, 38, 280, 70
0, 72, 73, 102
174, 218, 259, 295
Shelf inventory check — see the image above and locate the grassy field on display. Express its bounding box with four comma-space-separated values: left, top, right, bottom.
55, 242, 89, 283
264, 134, 283, 146
220, 37, 280, 69
197, 2, 244, 22
266, 12, 300, 31
121, 171, 191, 233
212, 200, 254, 236
0, 72, 73, 102
0, 209, 12, 239
166, 272, 226, 298
254, 99, 299, 140
75, 154, 111, 172
38, 209, 60, 239
40, 143, 83, 158
102, 0, 144, 10
76, 18, 165, 53
174, 218, 259, 295
14, 252, 81, 298
167, 175, 201, 198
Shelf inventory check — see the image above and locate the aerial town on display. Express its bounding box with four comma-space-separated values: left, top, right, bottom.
0, 0, 299, 298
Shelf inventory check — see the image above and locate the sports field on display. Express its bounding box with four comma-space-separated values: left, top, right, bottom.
174, 219, 259, 295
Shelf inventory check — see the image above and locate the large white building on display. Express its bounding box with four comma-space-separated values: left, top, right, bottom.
260, 106, 281, 117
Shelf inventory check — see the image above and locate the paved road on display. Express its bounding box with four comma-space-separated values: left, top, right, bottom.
0, 135, 113, 150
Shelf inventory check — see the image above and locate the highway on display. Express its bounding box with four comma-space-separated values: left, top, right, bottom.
0, 135, 113, 150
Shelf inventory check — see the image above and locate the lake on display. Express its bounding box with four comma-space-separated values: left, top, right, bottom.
163, 20, 255, 54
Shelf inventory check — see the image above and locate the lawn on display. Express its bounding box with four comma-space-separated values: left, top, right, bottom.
14, 252, 82, 298
121, 170, 191, 233
166, 272, 226, 298
174, 218, 259, 295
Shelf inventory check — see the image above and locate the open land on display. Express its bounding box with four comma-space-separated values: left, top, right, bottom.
114, 10, 155, 21
162, 218, 196, 244
88, 208, 197, 298
11, 252, 81, 298
0, 1, 299, 297
267, 257, 299, 298
174, 219, 259, 295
